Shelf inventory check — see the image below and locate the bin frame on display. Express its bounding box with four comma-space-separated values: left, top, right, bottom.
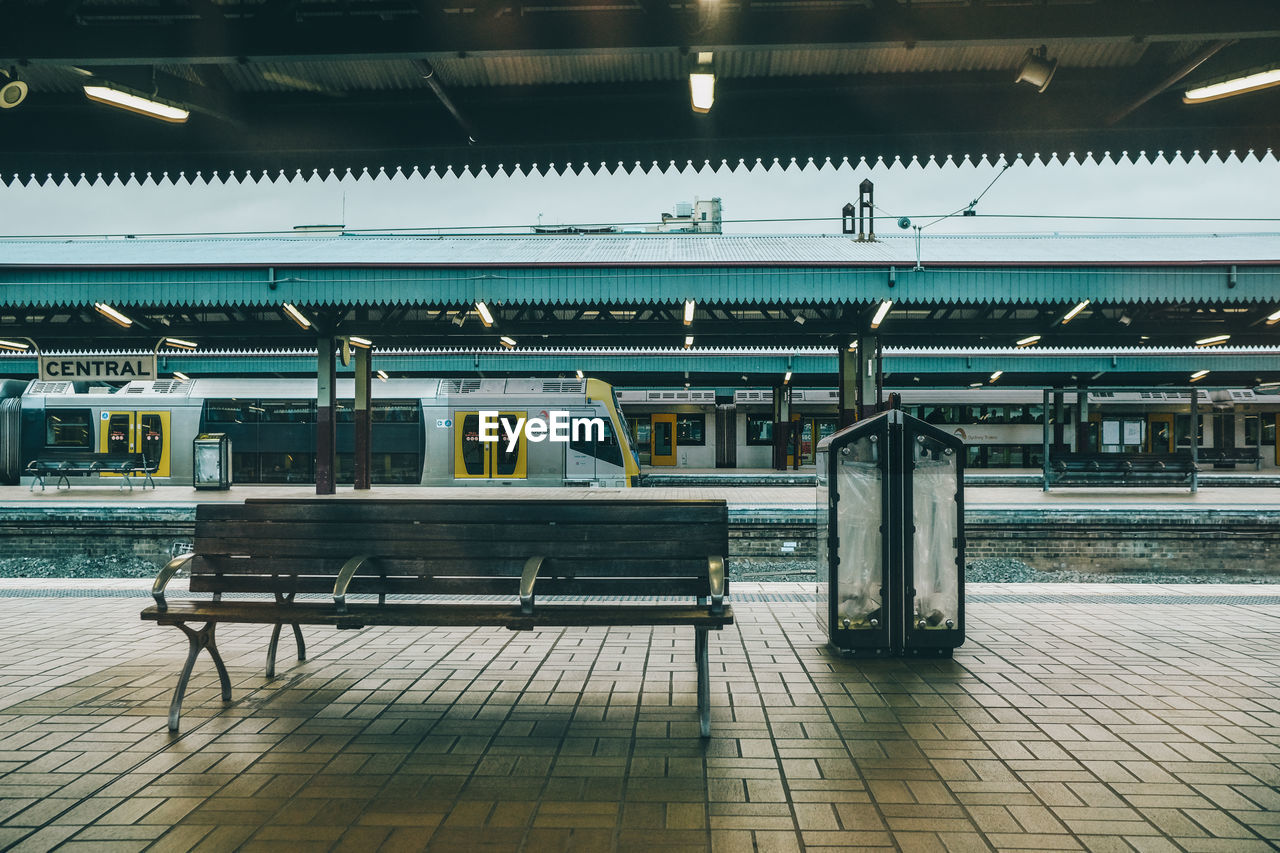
193, 432, 232, 490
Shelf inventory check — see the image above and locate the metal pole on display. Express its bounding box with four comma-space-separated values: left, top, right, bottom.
316, 337, 337, 495
1190, 386, 1199, 493
354, 345, 372, 490
1042, 388, 1051, 492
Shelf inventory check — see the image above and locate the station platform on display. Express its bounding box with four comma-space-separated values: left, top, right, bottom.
0, 580, 1277, 852
640, 468, 1280, 489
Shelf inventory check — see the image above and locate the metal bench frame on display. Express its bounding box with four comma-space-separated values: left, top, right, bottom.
27, 452, 157, 491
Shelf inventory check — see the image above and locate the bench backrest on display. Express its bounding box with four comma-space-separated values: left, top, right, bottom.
189, 499, 729, 600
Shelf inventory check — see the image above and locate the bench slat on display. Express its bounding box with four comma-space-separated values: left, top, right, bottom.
189, 575, 713, 597
195, 520, 726, 545
190, 554, 716, 576
215, 500, 727, 525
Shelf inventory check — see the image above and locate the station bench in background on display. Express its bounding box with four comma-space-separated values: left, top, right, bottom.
26, 450, 157, 491
1046, 451, 1198, 491
142, 498, 733, 736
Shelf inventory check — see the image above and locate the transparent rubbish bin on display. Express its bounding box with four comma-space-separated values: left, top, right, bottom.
193, 433, 232, 490
815, 409, 964, 657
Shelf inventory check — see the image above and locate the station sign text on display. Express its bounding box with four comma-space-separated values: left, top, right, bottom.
39, 355, 158, 382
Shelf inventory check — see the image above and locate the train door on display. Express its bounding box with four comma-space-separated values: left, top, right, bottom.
651, 413, 676, 466
1147, 413, 1174, 453
453, 411, 528, 480
99, 411, 172, 477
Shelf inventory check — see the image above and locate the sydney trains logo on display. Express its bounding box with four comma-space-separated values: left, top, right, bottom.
951, 428, 967, 440
477, 411, 606, 452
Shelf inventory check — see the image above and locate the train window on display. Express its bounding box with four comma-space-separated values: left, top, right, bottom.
260, 401, 316, 423
336, 401, 354, 423
45, 409, 92, 448
676, 414, 706, 445
259, 452, 314, 483
336, 453, 422, 484
921, 406, 958, 425
204, 399, 259, 424
746, 416, 773, 446
232, 452, 260, 483
373, 401, 420, 423
570, 422, 624, 468
1174, 414, 1206, 447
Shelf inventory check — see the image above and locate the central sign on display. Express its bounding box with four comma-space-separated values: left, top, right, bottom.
39, 355, 157, 382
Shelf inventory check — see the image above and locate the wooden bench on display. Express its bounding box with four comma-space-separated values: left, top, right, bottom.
27, 450, 158, 491
1047, 451, 1198, 489
1203, 449, 1262, 470
141, 498, 732, 735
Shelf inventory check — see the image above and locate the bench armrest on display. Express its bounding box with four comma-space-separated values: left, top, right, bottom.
334, 554, 374, 614
708, 556, 725, 616
519, 556, 546, 615
152, 552, 194, 611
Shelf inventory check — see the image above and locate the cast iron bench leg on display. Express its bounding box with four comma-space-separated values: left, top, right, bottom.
696, 626, 710, 738
169, 622, 232, 733
266, 592, 306, 679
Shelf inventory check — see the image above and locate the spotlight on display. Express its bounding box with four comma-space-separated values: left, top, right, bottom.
1015, 45, 1057, 93
0, 70, 28, 110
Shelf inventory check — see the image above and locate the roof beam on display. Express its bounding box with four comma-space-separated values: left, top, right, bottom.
7, 1, 1280, 65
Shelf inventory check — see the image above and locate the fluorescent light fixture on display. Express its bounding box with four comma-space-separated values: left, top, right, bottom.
172, 371, 190, 382
500, 336, 517, 349
376, 370, 389, 382
683, 300, 695, 325
1190, 369, 1210, 382
847, 340, 859, 351
684, 335, 694, 348
83, 83, 190, 123
1016, 334, 1041, 347
989, 370, 1003, 383
94, 302, 133, 327
161, 337, 197, 350
1268, 308, 1280, 325
575, 370, 584, 380
870, 300, 893, 329
690, 72, 715, 114
784, 369, 792, 384
347, 335, 373, 349
1061, 300, 1090, 323
475, 301, 494, 327
282, 303, 311, 329
1195, 334, 1230, 347
969, 382, 983, 388
1185, 66, 1280, 103
0, 339, 31, 351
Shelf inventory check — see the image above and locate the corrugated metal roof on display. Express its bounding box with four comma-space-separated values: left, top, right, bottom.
2, 233, 1277, 267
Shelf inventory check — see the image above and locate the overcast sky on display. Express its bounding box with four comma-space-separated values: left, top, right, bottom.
0, 153, 1276, 239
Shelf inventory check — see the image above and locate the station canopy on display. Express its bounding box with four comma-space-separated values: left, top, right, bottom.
1, 232, 1278, 352
2, 1, 1280, 184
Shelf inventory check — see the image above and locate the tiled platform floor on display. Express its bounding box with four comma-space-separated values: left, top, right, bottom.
1, 583, 1278, 852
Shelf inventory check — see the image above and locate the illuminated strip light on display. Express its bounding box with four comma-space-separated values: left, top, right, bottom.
1268, 308, 1280, 326
1184, 67, 1280, 103
348, 335, 373, 349
1195, 334, 1230, 347
282, 303, 311, 329
1061, 300, 1089, 323
989, 370, 1003, 383
684, 335, 694, 349
689, 68, 715, 114
783, 369, 792, 384
161, 337, 197, 350
94, 302, 133, 327
1190, 369, 1210, 382
500, 336, 517, 349
83, 84, 190, 123
1016, 334, 1041, 347
376, 370, 389, 382
172, 371, 190, 382
575, 370, 584, 380
475, 302, 494, 327
847, 340, 859, 351
870, 300, 892, 329
0, 339, 31, 351
683, 300, 695, 326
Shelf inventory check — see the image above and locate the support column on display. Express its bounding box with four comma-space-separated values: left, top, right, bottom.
838, 347, 858, 428
840, 335, 882, 423
771, 385, 792, 471
354, 345, 372, 490
316, 337, 337, 495
1074, 386, 1090, 453
1052, 390, 1065, 448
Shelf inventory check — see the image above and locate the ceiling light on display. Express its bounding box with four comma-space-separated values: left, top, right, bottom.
1184, 66, 1280, 103
784, 369, 792, 384
347, 335, 373, 349
1015, 45, 1057, 93
683, 300, 695, 326
94, 302, 133, 327
0, 339, 31, 351
870, 300, 892, 329
684, 335, 694, 348
1195, 334, 1230, 347
83, 83, 189, 123
1061, 300, 1089, 324
689, 63, 715, 114
847, 340, 858, 351
575, 370, 584, 380
500, 336, 517, 349
172, 371, 190, 382
1267, 308, 1280, 325
793, 315, 806, 325
282, 303, 311, 329
0, 70, 28, 110
376, 370, 389, 382
1190, 369, 1210, 382
475, 301, 494, 327
969, 382, 983, 388
1016, 334, 1041, 347
161, 337, 197, 350
989, 370, 1003, 383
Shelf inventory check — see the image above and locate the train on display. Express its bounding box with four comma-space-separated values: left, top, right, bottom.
0, 377, 640, 487
2, 379, 1277, 488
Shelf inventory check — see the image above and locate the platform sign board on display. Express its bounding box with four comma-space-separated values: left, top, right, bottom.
39, 355, 157, 382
